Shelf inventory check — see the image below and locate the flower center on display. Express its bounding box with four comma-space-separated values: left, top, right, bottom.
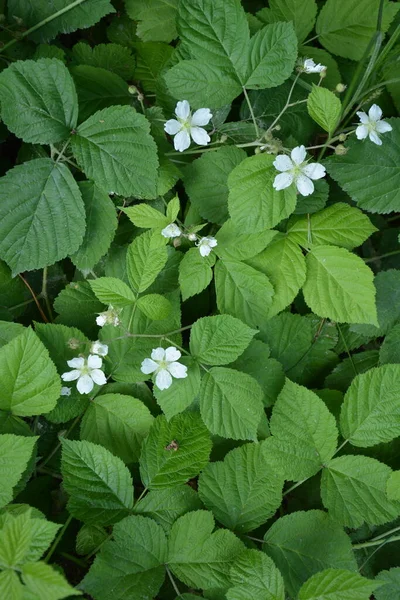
158, 360, 168, 370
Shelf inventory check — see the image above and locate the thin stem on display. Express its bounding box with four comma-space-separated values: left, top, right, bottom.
135, 487, 148, 504
353, 534, 400, 550
337, 323, 358, 377
267, 73, 301, 134
303, 33, 320, 44
364, 249, 400, 263
0, 0, 89, 54
55, 139, 71, 164
59, 551, 88, 569
101, 324, 193, 344
166, 566, 182, 597
38, 415, 81, 469
333, 439, 349, 456
242, 87, 260, 138
44, 514, 73, 563
18, 274, 49, 323
284, 478, 308, 497
366, 524, 400, 543
246, 535, 265, 544
8, 297, 37, 311
41, 266, 53, 321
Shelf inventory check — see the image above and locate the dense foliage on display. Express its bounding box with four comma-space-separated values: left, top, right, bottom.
0, 0, 400, 598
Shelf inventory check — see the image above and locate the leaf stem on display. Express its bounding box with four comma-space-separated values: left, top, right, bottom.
284, 478, 308, 496
166, 566, 182, 597
353, 534, 400, 549
38, 414, 81, 469
44, 514, 73, 563
364, 249, 400, 263
18, 274, 49, 323
41, 266, 53, 321
242, 87, 260, 138
266, 72, 301, 134
337, 323, 358, 377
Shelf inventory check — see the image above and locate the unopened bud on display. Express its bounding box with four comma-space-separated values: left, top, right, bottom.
274, 124, 281, 131
254, 146, 262, 154
188, 233, 197, 242
219, 134, 228, 143
128, 85, 138, 95
335, 83, 346, 93
67, 338, 81, 350
338, 133, 347, 142
335, 144, 347, 155
173, 237, 181, 248
320, 68, 327, 78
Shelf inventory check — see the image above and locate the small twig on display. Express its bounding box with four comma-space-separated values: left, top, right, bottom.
18, 274, 49, 323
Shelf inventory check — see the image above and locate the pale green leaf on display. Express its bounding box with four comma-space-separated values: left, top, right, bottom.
179, 247, 215, 301
0, 435, 37, 508
376, 568, 400, 600
23, 517, 61, 563
136, 294, 171, 320
126, 230, 168, 293
298, 568, 380, 600
21, 561, 80, 600
89, 277, 136, 308
134, 486, 202, 532
0, 510, 32, 568
227, 549, 285, 600
153, 357, 201, 420
125, 0, 178, 42
0, 569, 23, 600
216, 219, 277, 262
123, 203, 169, 229
307, 85, 341, 135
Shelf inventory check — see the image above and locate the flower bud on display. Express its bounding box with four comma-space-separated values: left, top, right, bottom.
335, 83, 346, 93
338, 133, 347, 142
67, 338, 81, 350
173, 237, 181, 248
187, 233, 197, 242
335, 144, 347, 155
128, 85, 138, 95
219, 134, 228, 143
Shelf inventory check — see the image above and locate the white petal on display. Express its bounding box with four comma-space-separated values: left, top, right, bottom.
273, 154, 293, 172
90, 369, 107, 386
355, 124, 369, 140
356, 111, 369, 124
173, 130, 191, 152
369, 130, 382, 145
61, 370, 81, 382
175, 100, 190, 120
199, 243, 211, 257
302, 162, 326, 180
164, 119, 182, 135
161, 223, 181, 238
168, 361, 188, 379
208, 237, 218, 248
87, 354, 102, 369
273, 172, 294, 191
191, 108, 212, 126
296, 174, 314, 196
151, 347, 165, 361
96, 314, 107, 327
155, 369, 173, 390
376, 120, 392, 134
291, 145, 307, 165
165, 346, 181, 362
67, 357, 85, 369
190, 126, 210, 146
368, 104, 382, 121
61, 387, 71, 396
91, 341, 108, 357
303, 58, 315, 72
141, 358, 159, 375
77, 374, 94, 395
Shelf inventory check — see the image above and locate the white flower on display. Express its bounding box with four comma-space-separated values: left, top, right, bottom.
164, 100, 212, 152
96, 305, 121, 327
196, 236, 218, 257
90, 340, 108, 357
61, 355, 107, 395
273, 145, 326, 197
60, 387, 71, 397
303, 58, 326, 74
161, 223, 181, 238
141, 347, 187, 390
356, 104, 392, 146
187, 233, 197, 242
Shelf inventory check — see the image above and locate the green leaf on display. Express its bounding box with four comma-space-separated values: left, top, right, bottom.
80, 393, 154, 464
387, 471, 400, 501
61, 438, 134, 525
263, 510, 357, 597
303, 245, 378, 325
0, 510, 32, 568
139, 413, 212, 489
136, 294, 171, 320
307, 85, 341, 135
0, 159, 85, 275
76, 524, 108, 556
126, 230, 168, 293
134, 42, 174, 92
72, 42, 135, 80
125, 0, 178, 42
21, 561, 80, 600
215, 259, 274, 328
179, 247, 215, 301
298, 568, 380, 600
245, 22, 298, 89
325, 118, 400, 213
380, 323, 400, 364
0, 58, 77, 144
71, 105, 159, 199
258, 0, 318, 44
166, 196, 180, 222
70, 181, 117, 271
198, 443, 283, 532
82, 515, 166, 600
23, 517, 61, 563
190, 315, 256, 366
228, 154, 297, 233
199, 367, 264, 440
288, 203, 377, 250
184, 147, 246, 225
168, 510, 245, 590
259, 312, 313, 371
340, 364, 400, 447
0, 435, 37, 508
153, 357, 201, 420
325, 350, 379, 392
124, 204, 169, 229
321, 455, 400, 527
0, 328, 60, 416
54, 281, 104, 339
89, 277, 136, 308
0, 262, 29, 321
227, 549, 285, 600
0, 569, 23, 600
216, 219, 277, 262
376, 568, 400, 600
316, 0, 399, 61
299, 46, 341, 88
134, 486, 203, 532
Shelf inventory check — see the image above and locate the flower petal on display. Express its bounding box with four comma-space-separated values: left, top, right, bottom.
151, 347, 165, 361
355, 124, 368, 140
168, 361, 188, 379
296, 174, 314, 196
61, 370, 81, 382
369, 130, 382, 146
291, 145, 307, 165
175, 100, 190, 120
173, 130, 191, 152
273, 154, 293, 172
66, 357, 84, 369
376, 120, 392, 134
77, 374, 94, 395
164, 119, 182, 135
191, 108, 212, 126
161, 223, 181, 238
90, 369, 107, 386
273, 172, 294, 191
155, 369, 173, 390
165, 346, 181, 362
91, 341, 108, 357
368, 104, 382, 121
96, 314, 107, 327
190, 126, 210, 146
356, 111, 369, 124
141, 358, 159, 375
302, 162, 326, 180
61, 387, 71, 396
87, 354, 102, 369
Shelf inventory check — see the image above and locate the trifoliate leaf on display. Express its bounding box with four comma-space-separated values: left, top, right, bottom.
228, 154, 297, 233
89, 277, 136, 308
81, 515, 167, 600
80, 393, 154, 464
136, 293, 172, 320
0, 58, 77, 144
199, 367, 264, 441
125, 0, 178, 42
387, 471, 400, 501
190, 315, 256, 366
303, 245, 378, 325
153, 357, 201, 420
307, 85, 341, 135
168, 510, 245, 590
61, 438, 134, 526
376, 568, 400, 600
0, 159, 85, 275
340, 364, 400, 447
263, 510, 357, 597
21, 561, 81, 600
71, 106, 159, 199
179, 248, 215, 301
0, 435, 37, 508
198, 443, 283, 532
227, 549, 285, 600
321, 455, 400, 527
126, 230, 168, 294
134, 486, 203, 532
139, 413, 212, 489
0, 328, 60, 416
298, 568, 380, 600
258, 0, 318, 44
